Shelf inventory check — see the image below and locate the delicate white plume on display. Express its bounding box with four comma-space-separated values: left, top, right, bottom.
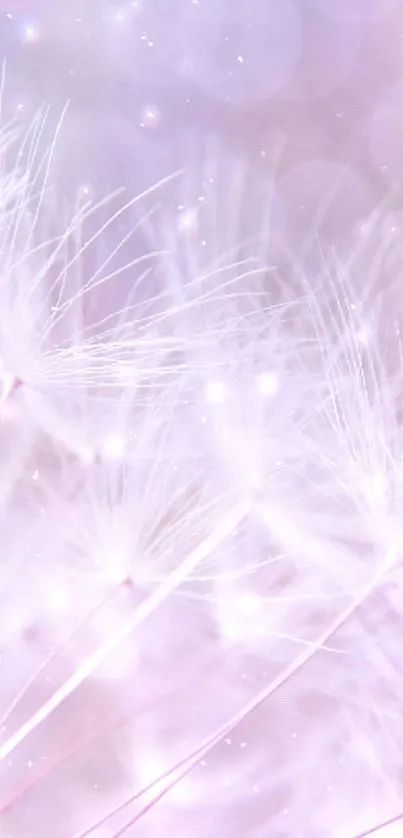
0, 121, 402, 838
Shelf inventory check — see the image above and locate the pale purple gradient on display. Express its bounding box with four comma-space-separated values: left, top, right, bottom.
0, 3, 403, 838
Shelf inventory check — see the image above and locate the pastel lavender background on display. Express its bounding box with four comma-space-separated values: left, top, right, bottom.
2, 0, 403, 250
1, 3, 403, 838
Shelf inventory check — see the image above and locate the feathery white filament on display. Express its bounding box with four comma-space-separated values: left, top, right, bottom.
0, 120, 403, 838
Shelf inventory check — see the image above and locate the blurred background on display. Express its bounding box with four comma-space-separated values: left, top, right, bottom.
2, 0, 403, 257
2, 4, 403, 838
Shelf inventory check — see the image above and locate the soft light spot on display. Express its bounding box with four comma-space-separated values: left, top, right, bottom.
205, 380, 226, 404
101, 435, 126, 460
21, 22, 40, 43
257, 372, 279, 396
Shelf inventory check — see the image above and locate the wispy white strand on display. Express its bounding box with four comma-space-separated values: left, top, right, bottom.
1, 122, 403, 838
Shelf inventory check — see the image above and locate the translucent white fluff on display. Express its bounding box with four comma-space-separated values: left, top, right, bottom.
0, 124, 402, 838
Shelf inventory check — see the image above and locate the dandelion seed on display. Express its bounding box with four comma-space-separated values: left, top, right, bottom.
0, 122, 402, 838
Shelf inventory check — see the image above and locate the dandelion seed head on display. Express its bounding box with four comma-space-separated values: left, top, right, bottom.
0, 119, 402, 838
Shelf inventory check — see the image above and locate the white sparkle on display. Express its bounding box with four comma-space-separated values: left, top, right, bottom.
22, 23, 39, 43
